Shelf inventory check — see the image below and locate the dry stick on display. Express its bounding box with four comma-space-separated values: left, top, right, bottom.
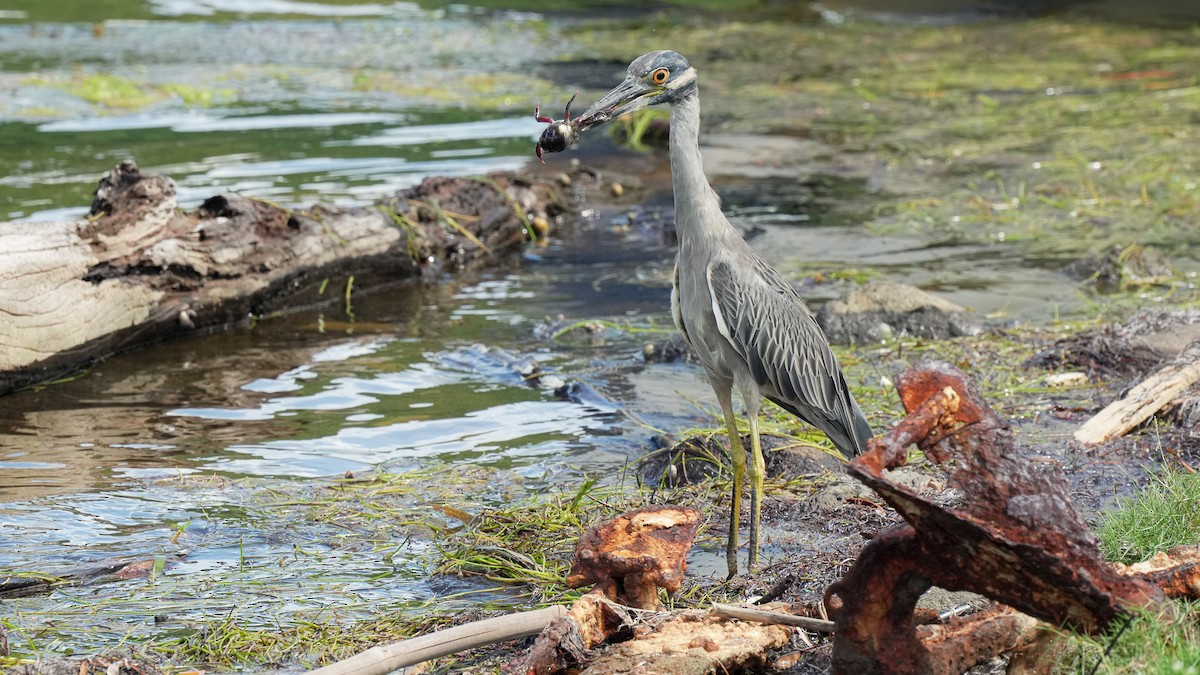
1074, 339, 1200, 446
711, 602, 836, 633
303, 605, 567, 675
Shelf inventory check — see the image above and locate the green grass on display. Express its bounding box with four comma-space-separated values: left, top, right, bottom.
1054, 603, 1200, 674
434, 479, 610, 594
1046, 470, 1200, 673
1098, 469, 1200, 564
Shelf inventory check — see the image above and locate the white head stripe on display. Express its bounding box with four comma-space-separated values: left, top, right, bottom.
665, 67, 697, 90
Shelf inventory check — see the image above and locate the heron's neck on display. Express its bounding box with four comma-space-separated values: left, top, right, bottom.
668, 91, 730, 244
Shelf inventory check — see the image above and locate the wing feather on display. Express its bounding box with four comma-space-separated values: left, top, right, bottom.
707, 253, 871, 456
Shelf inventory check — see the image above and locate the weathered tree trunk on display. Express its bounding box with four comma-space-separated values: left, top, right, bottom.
0, 161, 565, 396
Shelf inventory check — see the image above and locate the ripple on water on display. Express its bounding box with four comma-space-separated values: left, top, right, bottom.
158, 337, 616, 480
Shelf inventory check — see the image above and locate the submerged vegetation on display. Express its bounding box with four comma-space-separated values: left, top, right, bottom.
576, 16, 1200, 269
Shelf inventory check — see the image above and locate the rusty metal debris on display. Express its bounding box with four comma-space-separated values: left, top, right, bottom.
516, 595, 815, 675
565, 505, 701, 610
514, 506, 701, 675
826, 360, 1166, 675
919, 606, 1041, 674
1113, 545, 1200, 600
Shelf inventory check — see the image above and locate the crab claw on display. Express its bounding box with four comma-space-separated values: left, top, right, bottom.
535, 143, 545, 164
563, 91, 578, 122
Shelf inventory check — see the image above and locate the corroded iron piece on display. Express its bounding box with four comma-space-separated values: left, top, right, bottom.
1113, 545, 1200, 599
566, 506, 701, 610
826, 361, 1165, 675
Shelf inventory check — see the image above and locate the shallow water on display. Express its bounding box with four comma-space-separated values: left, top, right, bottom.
0, 2, 567, 221
0, 213, 706, 658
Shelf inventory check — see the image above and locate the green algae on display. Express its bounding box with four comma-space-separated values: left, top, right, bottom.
569, 17, 1200, 263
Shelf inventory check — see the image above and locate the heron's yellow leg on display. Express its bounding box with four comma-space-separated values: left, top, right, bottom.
721, 404, 745, 578
747, 412, 765, 568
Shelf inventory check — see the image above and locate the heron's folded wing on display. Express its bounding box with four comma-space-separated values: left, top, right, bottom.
706, 255, 843, 418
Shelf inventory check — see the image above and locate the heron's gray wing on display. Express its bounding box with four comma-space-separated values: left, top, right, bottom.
706, 254, 871, 456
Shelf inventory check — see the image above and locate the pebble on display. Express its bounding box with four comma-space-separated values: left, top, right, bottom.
1046, 372, 1088, 387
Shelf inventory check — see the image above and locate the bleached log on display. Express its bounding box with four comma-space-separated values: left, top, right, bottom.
1074, 339, 1200, 445
711, 602, 836, 632
304, 606, 567, 675
0, 161, 560, 395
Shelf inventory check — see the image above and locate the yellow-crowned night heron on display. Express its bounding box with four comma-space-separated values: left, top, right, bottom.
572, 51, 873, 575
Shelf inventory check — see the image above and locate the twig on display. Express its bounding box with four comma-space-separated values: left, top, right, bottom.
753, 573, 795, 605
711, 602, 836, 633
468, 175, 537, 242
430, 198, 493, 255
303, 605, 567, 675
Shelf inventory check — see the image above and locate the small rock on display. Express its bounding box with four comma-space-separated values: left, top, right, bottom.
611, 182, 624, 198
809, 477, 874, 511
1045, 372, 1088, 388
641, 335, 696, 364
884, 467, 938, 493
915, 587, 989, 616
764, 444, 845, 478
1063, 244, 1174, 293
638, 435, 726, 487
816, 281, 981, 345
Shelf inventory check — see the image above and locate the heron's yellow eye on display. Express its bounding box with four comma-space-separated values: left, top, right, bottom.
650, 68, 669, 85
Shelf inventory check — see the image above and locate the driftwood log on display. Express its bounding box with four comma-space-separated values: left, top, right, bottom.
302, 605, 568, 675
0, 161, 565, 396
1074, 338, 1200, 445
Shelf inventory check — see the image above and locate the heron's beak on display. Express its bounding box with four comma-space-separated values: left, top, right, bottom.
573, 77, 658, 132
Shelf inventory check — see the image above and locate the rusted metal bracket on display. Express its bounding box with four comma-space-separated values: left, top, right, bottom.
1113, 545, 1200, 599
826, 361, 1165, 675
565, 506, 701, 610
515, 506, 701, 674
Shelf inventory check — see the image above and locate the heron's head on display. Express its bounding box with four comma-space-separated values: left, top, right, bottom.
575, 51, 696, 131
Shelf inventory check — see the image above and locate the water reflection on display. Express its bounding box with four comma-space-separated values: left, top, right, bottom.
9, 111, 544, 219
0, 255, 684, 658
0, 263, 664, 510
149, 0, 419, 18
0, 2, 564, 220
